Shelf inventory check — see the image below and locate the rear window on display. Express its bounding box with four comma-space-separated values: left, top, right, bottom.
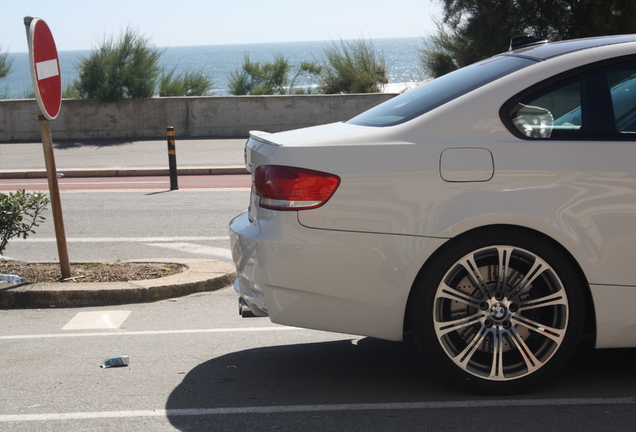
348, 55, 535, 127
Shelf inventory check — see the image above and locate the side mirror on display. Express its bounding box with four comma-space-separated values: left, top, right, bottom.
511, 103, 554, 138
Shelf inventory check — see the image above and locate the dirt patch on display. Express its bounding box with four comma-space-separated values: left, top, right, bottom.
0, 261, 186, 283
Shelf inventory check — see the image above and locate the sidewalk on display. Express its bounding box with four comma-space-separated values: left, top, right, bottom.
0, 138, 245, 308
0, 137, 248, 179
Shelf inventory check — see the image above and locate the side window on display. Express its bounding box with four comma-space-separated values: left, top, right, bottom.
608, 70, 636, 134
507, 60, 636, 140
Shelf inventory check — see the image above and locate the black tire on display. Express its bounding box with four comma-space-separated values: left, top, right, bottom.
410, 227, 585, 394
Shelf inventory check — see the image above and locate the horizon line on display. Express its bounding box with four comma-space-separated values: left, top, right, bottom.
4, 35, 425, 55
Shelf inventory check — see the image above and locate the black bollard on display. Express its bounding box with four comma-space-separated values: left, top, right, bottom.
167, 126, 179, 190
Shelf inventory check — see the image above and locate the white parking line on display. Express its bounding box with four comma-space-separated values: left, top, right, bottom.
62, 311, 132, 330
1, 397, 635, 422
146, 242, 232, 259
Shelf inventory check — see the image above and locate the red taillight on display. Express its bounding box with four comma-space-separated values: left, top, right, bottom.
253, 165, 340, 211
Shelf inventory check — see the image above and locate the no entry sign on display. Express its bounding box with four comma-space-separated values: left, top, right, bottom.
23, 16, 71, 280
26, 17, 62, 120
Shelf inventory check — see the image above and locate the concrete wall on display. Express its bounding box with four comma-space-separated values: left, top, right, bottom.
0, 94, 396, 142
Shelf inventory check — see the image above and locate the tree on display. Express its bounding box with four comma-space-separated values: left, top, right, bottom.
422, 0, 636, 78
320, 38, 388, 94
419, 22, 466, 78
228, 54, 321, 95
73, 27, 162, 101
565, 0, 636, 39
159, 67, 215, 97
0, 190, 49, 256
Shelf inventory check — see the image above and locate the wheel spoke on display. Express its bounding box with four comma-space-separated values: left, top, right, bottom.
434, 310, 484, 337
517, 290, 567, 311
437, 281, 482, 309
458, 255, 490, 299
495, 247, 514, 293
508, 326, 543, 374
512, 315, 566, 342
508, 258, 548, 299
455, 324, 489, 365
488, 328, 505, 379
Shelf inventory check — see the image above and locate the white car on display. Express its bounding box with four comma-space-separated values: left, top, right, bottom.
229, 34, 636, 394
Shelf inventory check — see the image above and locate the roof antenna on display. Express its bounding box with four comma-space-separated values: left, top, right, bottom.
510, 35, 549, 51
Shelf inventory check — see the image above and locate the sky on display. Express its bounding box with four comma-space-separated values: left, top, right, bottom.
1, 0, 442, 53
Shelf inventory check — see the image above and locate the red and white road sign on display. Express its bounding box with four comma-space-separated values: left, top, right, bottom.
27, 18, 62, 120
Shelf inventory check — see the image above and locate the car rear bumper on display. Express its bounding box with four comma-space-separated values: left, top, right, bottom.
229, 210, 446, 341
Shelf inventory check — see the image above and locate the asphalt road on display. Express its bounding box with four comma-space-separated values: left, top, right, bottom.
2, 284, 636, 431
0, 175, 252, 192
0, 182, 250, 263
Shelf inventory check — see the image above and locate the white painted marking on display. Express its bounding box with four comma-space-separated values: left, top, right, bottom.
36, 59, 59, 80
62, 311, 132, 330
0, 398, 634, 422
147, 242, 232, 259
0, 326, 297, 340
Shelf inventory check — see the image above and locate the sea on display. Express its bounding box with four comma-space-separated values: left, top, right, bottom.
1, 37, 426, 99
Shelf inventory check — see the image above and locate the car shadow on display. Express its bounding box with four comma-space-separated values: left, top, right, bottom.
165, 334, 636, 431
165, 335, 450, 429
53, 138, 138, 150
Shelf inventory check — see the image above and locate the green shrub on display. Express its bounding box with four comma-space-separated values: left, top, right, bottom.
320, 38, 388, 94
0, 45, 10, 80
159, 67, 215, 96
62, 83, 80, 99
229, 54, 321, 95
0, 44, 12, 99
73, 27, 162, 101
0, 190, 49, 255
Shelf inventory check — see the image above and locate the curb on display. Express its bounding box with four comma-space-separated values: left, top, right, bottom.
0, 166, 249, 179
0, 260, 236, 308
